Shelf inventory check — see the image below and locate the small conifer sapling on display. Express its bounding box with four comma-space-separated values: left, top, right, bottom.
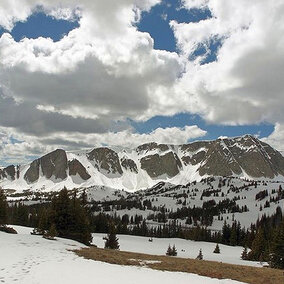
213, 244, 220, 254
241, 247, 248, 260
196, 249, 203, 260
166, 244, 172, 256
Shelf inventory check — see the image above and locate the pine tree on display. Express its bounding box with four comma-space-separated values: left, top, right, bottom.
50, 187, 92, 245
241, 247, 248, 260
269, 220, 284, 269
44, 223, 57, 240
248, 228, 266, 261
0, 189, 7, 226
230, 222, 237, 246
32, 208, 48, 235
213, 243, 220, 254
196, 249, 203, 260
166, 244, 172, 256
222, 221, 230, 245
104, 223, 119, 250
81, 190, 88, 207
172, 244, 177, 256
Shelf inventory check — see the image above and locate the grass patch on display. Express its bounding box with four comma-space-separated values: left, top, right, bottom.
75, 247, 284, 284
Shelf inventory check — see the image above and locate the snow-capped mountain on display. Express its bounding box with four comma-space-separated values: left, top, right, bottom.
1, 135, 284, 192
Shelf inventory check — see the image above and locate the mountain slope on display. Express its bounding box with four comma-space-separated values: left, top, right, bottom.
1, 135, 284, 192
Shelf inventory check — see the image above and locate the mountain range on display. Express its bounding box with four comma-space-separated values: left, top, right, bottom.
1, 134, 284, 192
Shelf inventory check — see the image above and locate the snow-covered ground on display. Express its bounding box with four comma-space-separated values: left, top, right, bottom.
93, 233, 263, 267
0, 226, 245, 284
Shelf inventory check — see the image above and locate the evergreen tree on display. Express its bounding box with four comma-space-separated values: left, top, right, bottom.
248, 228, 266, 261
196, 249, 203, 260
222, 221, 230, 244
50, 188, 92, 245
241, 247, 248, 260
213, 243, 220, 254
0, 189, 7, 226
269, 220, 284, 269
44, 223, 57, 240
81, 189, 88, 207
172, 244, 177, 256
32, 208, 48, 235
104, 223, 119, 250
166, 244, 172, 256
230, 227, 237, 246
166, 244, 177, 256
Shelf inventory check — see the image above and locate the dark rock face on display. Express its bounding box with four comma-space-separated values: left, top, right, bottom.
88, 147, 123, 176
24, 149, 68, 183
0, 165, 16, 180
136, 142, 169, 154
121, 158, 138, 173
181, 135, 284, 178
229, 136, 284, 178
24, 160, 40, 183
41, 149, 68, 180
182, 151, 206, 166
141, 152, 182, 178
68, 159, 91, 180
180, 141, 208, 153
198, 140, 243, 177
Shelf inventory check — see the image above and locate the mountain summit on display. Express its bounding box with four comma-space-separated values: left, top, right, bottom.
1, 135, 284, 192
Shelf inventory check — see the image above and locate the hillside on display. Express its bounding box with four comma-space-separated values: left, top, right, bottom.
0, 226, 246, 284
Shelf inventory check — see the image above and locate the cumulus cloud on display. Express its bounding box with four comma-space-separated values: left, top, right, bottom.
182, 0, 209, 10
0, 0, 183, 124
0, 0, 283, 164
262, 123, 284, 153
171, 0, 284, 125
0, 125, 206, 165
98, 125, 207, 147
0, 0, 187, 165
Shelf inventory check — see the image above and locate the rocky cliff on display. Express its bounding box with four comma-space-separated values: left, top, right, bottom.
1, 135, 284, 191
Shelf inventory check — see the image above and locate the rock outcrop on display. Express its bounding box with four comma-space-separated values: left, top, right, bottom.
141, 152, 182, 178
88, 147, 123, 176
25, 149, 68, 183
0, 165, 16, 180
68, 159, 91, 180
121, 158, 138, 173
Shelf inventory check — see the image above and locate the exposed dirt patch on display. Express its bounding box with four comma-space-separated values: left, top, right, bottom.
75, 247, 284, 284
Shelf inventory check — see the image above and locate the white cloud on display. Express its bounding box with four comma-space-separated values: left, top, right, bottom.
182, 0, 209, 10
172, 0, 284, 125
0, 1, 183, 124
98, 125, 207, 147
262, 123, 284, 152
0, 125, 206, 165
0, 0, 284, 165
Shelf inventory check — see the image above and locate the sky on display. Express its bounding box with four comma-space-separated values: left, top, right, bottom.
0, 0, 283, 166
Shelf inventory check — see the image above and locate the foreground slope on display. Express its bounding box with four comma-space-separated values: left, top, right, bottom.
1, 135, 284, 192
0, 227, 243, 284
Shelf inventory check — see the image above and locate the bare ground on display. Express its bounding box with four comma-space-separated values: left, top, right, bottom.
74, 247, 284, 284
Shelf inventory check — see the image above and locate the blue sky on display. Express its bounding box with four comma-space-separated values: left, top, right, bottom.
0, 12, 79, 42
0, 0, 282, 165
137, 0, 212, 53
131, 114, 274, 141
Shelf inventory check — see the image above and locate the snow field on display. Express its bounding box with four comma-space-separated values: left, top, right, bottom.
0, 226, 245, 284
